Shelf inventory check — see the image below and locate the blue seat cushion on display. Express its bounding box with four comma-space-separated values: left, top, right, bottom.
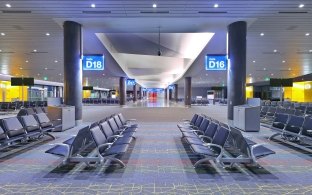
45, 145, 68, 157
190, 145, 219, 157
113, 136, 133, 145
252, 145, 275, 158
101, 144, 129, 156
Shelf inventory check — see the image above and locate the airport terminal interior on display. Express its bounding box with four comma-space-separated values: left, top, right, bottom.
0, 0, 312, 194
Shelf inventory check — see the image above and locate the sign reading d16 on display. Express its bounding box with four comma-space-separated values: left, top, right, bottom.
205, 55, 227, 71
82, 55, 104, 71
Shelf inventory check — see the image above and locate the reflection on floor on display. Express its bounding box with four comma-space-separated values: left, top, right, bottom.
1, 105, 312, 194
131, 98, 184, 108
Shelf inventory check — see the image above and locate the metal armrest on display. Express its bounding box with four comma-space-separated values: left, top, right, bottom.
307, 130, 312, 134
53, 143, 71, 159
191, 130, 203, 134
98, 143, 113, 154
202, 143, 222, 150
108, 135, 123, 139
126, 119, 136, 122
199, 135, 212, 142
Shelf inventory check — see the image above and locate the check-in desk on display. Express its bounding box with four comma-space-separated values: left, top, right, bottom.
47, 105, 75, 131
233, 105, 260, 132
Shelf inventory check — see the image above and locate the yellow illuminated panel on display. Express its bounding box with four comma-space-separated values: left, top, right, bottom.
83, 90, 91, 98
283, 81, 312, 102
0, 81, 28, 102
246, 86, 253, 99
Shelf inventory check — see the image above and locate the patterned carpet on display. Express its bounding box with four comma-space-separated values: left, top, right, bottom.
0, 104, 312, 194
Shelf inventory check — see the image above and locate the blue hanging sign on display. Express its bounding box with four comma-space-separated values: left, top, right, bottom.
127, 79, 136, 86
205, 55, 227, 71
82, 55, 104, 70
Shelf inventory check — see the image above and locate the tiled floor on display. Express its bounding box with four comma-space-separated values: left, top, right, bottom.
0, 103, 312, 194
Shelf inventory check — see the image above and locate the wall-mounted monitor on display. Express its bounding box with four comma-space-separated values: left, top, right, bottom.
11, 77, 23, 86
270, 78, 293, 87
205, 55, 228, 71
281, 78, 293, 87
127, 79, 136, 86
83, 86, 94, 90
11, 77, 34, 86
168, 85, 174, 90
23, 78, 34, 86
82, 55, 104, 71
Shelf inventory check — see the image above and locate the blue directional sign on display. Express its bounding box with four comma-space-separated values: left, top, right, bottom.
168, 85, 174, 90
82, 55, 104, 70
127, 79, 136, 86
205, 55, 227, 71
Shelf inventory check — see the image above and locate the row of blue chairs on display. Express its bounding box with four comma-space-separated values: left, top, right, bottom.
46, 113, 138, 168
268, 113, 312, 146
0, 112, 57, 150
83, 98, 134, 105
177, 114, 275, 168
0, 101, 47, 111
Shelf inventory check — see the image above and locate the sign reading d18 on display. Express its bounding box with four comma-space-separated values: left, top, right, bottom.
82, 55, 104, 71
205, 55, 227, 71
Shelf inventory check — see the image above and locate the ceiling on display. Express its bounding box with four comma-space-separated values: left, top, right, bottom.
0, 0, 311, 89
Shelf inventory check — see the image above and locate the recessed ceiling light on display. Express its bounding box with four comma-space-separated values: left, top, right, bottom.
54, 60, 58, 63
273, 49, 277, 53
91, 3, 96, 8
33, 49, 37, 52
44, 67, 48, 70
37, 73, 40, 76
309, 49, 312, 53
0, 33, 5, 36
271, 73, 274, 76
152, 3, 157, 8
282, 60, 286, 63
252, 60, 256, 63
249, 74, 252, 76
263, 68, 267, 71
25, 60, 29, 63
305, 33, 310, 36
58, 73, 62, 76
5, 4, 11, 8
299, 4, 305, 8
46, 32, 50, 36
260, 33, 264, 36
0, 49, 2, 52
214, 4, 219, 8
19, 67, 23, 70
288, 68, 292, 71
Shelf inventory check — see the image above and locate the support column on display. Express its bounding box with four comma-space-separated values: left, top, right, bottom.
164, 88, 168, 100
119, 77, 126, 106
227, 21, 247, 120
139, 87, 142, 100
169, 89, 172, 100
133, 84, 137, 102
174, 84, 178, 102
63, 21, 82, 122
184, 77, 192, 107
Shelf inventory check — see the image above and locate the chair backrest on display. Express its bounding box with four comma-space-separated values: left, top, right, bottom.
203, 121, 218, 139
226, 127, 250, 157
194, 116, 203, 128
34, 107, 44, 114
285, 115, 305, 134
89, 125, 107, 148
0, 126, 7, 141
70, 126, 93, 156
108, 117, 119, 133
26, 108, 35, 115
1, 117, 25, 138
276, 107, 286, 114
301, 117, 312, 138
261, 106, 269, 113
198, 118, 210, 132
190, 114, 199, 125
118, 113, 126, 125
274, 113, 289, 124
294, 109, 304, 116
211, 126, 230, 147
20, 115, 40, 132
267, 107, 277, 113
34, 113, 53, 128
285, 109, 295, 115
99, 121, 114, 138
306, 107, 312, 115
113, 115, 124, 129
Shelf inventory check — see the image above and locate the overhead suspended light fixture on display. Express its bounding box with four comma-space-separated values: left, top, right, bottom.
157, 26, 162, 56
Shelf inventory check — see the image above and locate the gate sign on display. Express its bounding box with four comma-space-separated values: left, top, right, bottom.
205, 55, 227, 71
127, 79, 136, 86
82, 55, 104, 70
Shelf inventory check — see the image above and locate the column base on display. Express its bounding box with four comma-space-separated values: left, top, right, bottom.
75, 119, 83, 126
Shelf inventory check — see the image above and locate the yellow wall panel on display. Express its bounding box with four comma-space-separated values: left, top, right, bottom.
246, 86, 253, 99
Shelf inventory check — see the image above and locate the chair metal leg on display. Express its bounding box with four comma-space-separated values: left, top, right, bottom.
194, 157, 212, 168
268, 133, 280, 140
